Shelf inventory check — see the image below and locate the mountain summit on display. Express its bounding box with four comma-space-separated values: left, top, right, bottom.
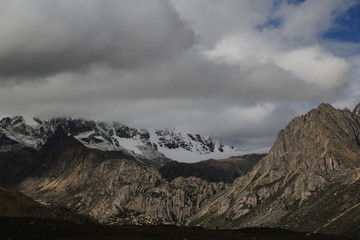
191, 103, 360, 234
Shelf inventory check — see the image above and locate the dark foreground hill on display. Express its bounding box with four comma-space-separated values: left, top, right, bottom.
0, 216, 354, 240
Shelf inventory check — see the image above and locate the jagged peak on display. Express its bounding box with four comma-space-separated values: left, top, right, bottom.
52, 126, 69, 137
40, 126, 84, 153
298, 103, 352, 124
263, 102, 360, 176
309, 103, 335, 114
33, 117, 43, 124
46, 116, 96, 125
317, 102, 333, 109
0, 116, 26, 126
47, 126, 78, 144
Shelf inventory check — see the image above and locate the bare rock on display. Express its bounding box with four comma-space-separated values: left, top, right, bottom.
191, 103, 360, 235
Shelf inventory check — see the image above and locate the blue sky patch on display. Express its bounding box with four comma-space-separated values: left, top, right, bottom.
256, 17, 283, 31
286, 0, 305, 6
257, 0, 306, 31
323, 3, 360, 43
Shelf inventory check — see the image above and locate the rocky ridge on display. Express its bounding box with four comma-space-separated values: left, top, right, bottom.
0, 116, 242, 164
150, 128, 242, 162
190, 104, 360, 235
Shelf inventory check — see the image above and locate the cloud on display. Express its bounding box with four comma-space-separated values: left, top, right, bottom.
207, 36, 351, 98
332, 55, 360, 109
0, 0, 359, 152
171, 0, 273, 45
0, 0, 195, 79
272, 0, 356, 41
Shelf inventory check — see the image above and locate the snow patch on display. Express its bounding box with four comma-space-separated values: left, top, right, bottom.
113, 135, 143, 155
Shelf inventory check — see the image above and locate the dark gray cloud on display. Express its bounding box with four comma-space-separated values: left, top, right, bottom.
0, 0, 359, 151
0, 0, 195, 79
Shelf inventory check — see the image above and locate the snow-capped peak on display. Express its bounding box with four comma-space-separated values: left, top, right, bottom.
0, 116, 242, 163
149, 128, 241, 162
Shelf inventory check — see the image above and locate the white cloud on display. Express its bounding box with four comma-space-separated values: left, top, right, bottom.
332, 55, 360, 109
171, 0, 272, 45
276, 45, 350, 89
0, 0, 359, 151
274, 0, 356, 41
207, 34, 351, 95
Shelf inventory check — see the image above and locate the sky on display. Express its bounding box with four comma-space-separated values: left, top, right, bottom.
0, 0, 360, 150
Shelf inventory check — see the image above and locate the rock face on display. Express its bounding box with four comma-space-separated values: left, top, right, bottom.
18, 128, 228, 225
190, 103, 360, 235
158, 154, 265, 183
353, 103, 360, 115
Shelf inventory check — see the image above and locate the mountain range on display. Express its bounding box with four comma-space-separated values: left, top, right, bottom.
0, 102, 359, 238
0, 116, 242, 164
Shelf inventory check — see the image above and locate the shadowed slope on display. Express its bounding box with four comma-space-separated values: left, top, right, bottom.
0, 132, 39, 187
0, 187, 95, 224
158, 154, 264, 183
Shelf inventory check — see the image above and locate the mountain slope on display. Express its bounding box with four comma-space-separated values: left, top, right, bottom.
0, 187, 94, 224
190, 103, 360, 235
0, 117, 249, 226
0, 131, 39, 187
18, 127, 228, 225
158, 154, 265, 183
353, 103, 360, 115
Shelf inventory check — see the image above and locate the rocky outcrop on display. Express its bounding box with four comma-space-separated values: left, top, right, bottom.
190, 103, 360, 234
18, 127, 228, 225
158, 154, 265, 183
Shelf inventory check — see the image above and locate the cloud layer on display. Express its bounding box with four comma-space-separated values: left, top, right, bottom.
0, 0, 194, 78
0, 0, 359, 150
